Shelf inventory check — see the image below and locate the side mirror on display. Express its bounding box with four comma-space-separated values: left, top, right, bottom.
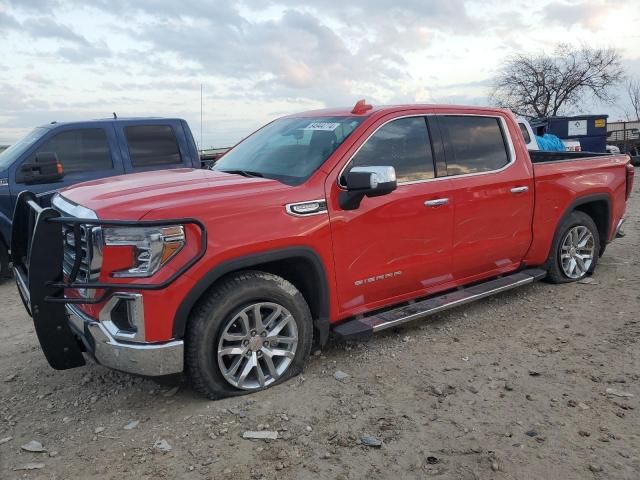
339, 166, 397, 210
17, 152, 64, 185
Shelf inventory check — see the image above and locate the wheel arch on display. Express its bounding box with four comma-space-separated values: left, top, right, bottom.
570, 195, 611, 255
173, 247, 331, 345
549, 193, 611, 261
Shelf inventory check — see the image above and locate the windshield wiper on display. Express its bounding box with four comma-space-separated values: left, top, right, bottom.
218, 169, 264, 178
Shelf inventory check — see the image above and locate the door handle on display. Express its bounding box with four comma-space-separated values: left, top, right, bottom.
424, 198, 449, 207
510, 186, 529, 194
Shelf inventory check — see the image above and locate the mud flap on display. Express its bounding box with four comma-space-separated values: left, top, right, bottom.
11, 192, 85, 370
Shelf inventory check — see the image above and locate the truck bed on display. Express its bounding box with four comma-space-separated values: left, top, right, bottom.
523, 152, 631, 266
528, 150, 611, 163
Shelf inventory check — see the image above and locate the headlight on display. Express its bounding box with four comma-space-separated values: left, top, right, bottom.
103, 225, 185, 278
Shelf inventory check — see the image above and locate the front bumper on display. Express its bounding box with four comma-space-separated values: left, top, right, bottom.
67, 303, 184, 376
10, 191, 197, 376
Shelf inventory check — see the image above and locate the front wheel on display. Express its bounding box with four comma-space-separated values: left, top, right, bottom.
547, 211, 600, 283
185, 271, 313, 399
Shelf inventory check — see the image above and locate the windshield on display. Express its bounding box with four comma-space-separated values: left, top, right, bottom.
214, 116, 364, 184
0, 127, 48, 170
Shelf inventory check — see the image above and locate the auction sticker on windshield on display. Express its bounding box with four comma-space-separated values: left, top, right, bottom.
303, 122, 340, 131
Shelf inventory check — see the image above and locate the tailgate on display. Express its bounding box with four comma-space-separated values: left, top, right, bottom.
11, 191, 86, 370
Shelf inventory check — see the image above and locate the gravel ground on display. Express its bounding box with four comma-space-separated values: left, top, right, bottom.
1, 181, 639, 480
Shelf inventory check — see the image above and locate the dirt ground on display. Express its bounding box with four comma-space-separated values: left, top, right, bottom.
1, 183, 639, 480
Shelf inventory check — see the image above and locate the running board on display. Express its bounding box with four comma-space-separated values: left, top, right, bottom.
332, 268, 547, 339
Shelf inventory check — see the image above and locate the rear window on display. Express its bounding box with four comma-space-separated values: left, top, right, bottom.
518, 123, 532, 144
32, 128, 113, 174
125, 125, 182, 167
440, 116, 510, 176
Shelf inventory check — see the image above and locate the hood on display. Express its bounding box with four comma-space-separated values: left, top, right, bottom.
60, 168, 287, 219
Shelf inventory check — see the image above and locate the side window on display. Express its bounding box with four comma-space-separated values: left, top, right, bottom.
125, 125, 182, 167
349, 117, 434, 183
440, 116, 510, 176
33, 128, 112, 174
518, 122, 531, 144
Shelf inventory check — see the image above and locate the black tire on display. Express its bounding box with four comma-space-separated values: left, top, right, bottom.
0, 241, 11, 281
185, 271, 313, 399
546, 211, 600, 284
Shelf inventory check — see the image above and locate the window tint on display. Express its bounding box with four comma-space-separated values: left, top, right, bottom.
518, 122, 531, 144
440, 116, 509, 176
125, 125, 182, 167
349, 117, 434, 183
32, 128, 112, 174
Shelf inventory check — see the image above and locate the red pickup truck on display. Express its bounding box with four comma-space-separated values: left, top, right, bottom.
12, 101, 634, 399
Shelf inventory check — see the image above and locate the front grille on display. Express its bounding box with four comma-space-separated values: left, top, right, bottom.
62, 224, 101, 282
52, 195, 103, 286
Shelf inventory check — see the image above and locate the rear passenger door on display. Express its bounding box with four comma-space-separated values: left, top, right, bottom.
327, 114, 454, 315
436, 115, 534, 282
117, 123, 192, 173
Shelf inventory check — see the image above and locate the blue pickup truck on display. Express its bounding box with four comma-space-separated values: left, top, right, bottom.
0, 117, 201, 278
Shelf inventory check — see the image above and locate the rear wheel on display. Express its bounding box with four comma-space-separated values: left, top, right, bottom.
547, 211, 600, 283
185, 271, 313, 399
0, 241, 10, 281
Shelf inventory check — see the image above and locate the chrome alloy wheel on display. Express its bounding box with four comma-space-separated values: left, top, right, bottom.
217, 302, 298, 390
560, 225, 595, 279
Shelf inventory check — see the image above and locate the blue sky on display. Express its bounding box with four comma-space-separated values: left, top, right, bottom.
1, 0, 639, 147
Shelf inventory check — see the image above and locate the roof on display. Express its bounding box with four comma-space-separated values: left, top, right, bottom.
285, 103, 511, 118
37, 117, 185, 129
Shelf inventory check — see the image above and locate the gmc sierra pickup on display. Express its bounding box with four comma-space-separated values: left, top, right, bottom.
11, 101, 634, 399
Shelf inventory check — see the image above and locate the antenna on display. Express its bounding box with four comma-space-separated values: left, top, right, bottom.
113, 112, 117, 119
200, 84, 203, 150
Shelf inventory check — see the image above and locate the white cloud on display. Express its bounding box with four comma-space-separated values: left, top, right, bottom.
0, 0, 639, 145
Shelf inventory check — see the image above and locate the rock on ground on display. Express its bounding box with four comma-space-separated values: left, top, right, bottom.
1, 185, 640, 479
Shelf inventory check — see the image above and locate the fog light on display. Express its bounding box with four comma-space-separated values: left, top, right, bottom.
99, 293, 146, 342
110, 298, 135, 333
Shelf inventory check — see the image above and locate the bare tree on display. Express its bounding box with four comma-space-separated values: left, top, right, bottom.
490, 44, 624, 118
625, 78, 640, 121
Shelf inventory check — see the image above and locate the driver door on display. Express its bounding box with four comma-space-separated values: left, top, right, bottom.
326, 115, 454, 316
10, 125, 123, 207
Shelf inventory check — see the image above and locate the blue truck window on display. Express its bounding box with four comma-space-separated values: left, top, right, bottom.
125, 125, 182, 167
33, 128, 113, 174
0, 128, 48, 170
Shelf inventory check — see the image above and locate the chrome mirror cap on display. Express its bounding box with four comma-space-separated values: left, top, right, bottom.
340, 165, 398, 210
350, 166, 396, 189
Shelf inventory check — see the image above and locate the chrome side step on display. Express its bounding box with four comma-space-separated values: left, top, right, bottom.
332, 268, 547, 339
